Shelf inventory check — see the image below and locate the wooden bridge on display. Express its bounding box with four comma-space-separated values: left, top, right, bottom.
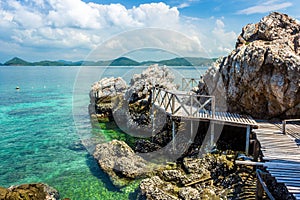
151, 85, 300, 199
151, 87, 257, 153
253, 121, 300, 200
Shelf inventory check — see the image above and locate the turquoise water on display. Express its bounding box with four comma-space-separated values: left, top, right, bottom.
0, 66, 207, 199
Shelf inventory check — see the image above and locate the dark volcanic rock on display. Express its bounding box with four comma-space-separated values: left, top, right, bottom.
198, 12, 300, 119
0, 183, 59, 200
93, 140, 150, 187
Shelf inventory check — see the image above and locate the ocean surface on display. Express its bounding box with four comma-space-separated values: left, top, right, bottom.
0, 66, 207, 199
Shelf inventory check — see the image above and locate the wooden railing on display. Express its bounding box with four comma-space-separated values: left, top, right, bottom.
256, 169, 275, 200
152, 87, 215, 118
282, 119, 300, 135
181, 78, 201, 91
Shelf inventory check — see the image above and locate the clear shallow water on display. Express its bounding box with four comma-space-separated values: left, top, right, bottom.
0, 66, 207, 199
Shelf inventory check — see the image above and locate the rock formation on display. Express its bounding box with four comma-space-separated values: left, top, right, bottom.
112, 65, 178, 137
125, 64, 178, 103
89, 77, 127, 121
0, 183, 59, 200
198, 12, 300, 119
93, 140, 151, 187
139, 153, 256, 200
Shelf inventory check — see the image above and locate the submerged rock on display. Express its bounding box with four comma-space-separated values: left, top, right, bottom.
198, 12, 300, 119
0, 183, 59, 200
93, 140, 150, 187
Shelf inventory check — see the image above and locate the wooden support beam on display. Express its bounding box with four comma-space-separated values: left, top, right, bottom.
246, 125, 250, 155
210, 122, 215, 146
172, 120, 176, 151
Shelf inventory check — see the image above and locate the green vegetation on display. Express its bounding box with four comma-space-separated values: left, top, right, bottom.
2, 56, 216, 66
4, 57, 31, 66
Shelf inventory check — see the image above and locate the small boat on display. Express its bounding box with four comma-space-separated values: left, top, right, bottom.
16, 86, 20, 90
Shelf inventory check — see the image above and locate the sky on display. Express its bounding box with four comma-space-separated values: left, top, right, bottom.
0, 0, 299, 62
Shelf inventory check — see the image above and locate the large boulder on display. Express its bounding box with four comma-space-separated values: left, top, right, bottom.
199, 12, 300, 119
0, 183, 59, 200
113, 65, 178, 137
93, 140, 150, 187
125, 64, 178, 103
89, 77, 127, 121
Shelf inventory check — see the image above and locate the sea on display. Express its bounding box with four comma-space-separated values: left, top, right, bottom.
0, 66, 208, 200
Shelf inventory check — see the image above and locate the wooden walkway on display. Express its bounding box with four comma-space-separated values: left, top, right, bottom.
151, 87, 257, 154
253, 122, 300, 199
152, 87, 257, 128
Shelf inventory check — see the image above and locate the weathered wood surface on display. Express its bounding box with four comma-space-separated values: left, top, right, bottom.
254, 122, 300, 199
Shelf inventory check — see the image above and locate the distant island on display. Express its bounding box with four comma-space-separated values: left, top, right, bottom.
1, 57, 216, 66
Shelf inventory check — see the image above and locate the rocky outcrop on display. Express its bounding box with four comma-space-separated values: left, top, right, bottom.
93, 140, 151, 187
125, 64, 178, 103
112, 65, 178, 137
89, 77, 127, 121
0, 183, 59, 200
139, 153, 255, 200
198, 12, 300, 119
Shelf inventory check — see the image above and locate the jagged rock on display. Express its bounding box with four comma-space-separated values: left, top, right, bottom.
160, 169, 185, 183
139, 153, 241, 200
125, 64, 178, 103
140, 176, 179, 200
89, 77, 127, 121
179, 187, 200, 200
198, 12, 300, 119
93, 140, 150, 187
134, 139, 161, 153
0, 183, 59, 200
112, 65, 178, 138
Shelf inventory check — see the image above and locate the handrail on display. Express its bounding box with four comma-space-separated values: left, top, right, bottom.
282, 119, 300, 134
256, 169, 275, 200
181, 78, 201, 91
152, 87, 215, 118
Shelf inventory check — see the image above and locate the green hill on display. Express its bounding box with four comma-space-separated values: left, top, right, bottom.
4, 57, 31, 66
141, 57, 216, 66
109, 57, 140, 66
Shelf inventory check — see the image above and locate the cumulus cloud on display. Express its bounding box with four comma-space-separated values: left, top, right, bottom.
237, 0, 292, 15
210, 19, 237, 55
0, 0, 236, 61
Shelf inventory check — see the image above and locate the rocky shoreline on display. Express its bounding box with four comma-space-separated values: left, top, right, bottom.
0, 183, 59, 200
89, 12, 300, 200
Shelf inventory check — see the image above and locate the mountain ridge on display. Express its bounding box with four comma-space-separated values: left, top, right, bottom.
2, 56, 216, 66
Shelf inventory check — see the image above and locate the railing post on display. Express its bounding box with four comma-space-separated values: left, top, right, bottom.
191, 78, 195, 88
246, 125, 250, 155
190, 95, 193, 117
212, 96, 215, 119
211, 122, 215, 146
172, 120, 176, 151
171, 94, 175, 115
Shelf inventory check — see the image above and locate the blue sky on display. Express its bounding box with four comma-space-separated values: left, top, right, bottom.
0, 0, 298, 62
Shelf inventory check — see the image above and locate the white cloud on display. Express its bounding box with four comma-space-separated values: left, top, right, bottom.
237, 0, 292, 15
211, 19, 237, 55
0, 0, 237, 61
177, 3, 190, 9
